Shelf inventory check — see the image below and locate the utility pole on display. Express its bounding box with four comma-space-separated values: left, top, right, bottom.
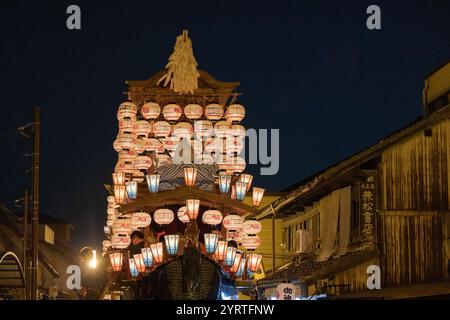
23, 189, 29, 299
31, 107, 40, 300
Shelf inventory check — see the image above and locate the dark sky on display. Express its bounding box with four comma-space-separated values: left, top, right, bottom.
0, 0, 449, 248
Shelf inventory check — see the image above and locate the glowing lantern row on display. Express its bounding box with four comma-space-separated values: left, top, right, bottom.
177, 207, 189, 223
247, 253, 263, 272
125, 181, 138, 200
146, 174, 160, 193
133, 254, 146, 273
242, 220, 262, 235
141, 247, 153, 267
112, 172, 126, 186
252, 187, 265, 207
153, 209, 174, 225
224, 246, 237, 267
129, 259, 139, 277
235, 182, 247, 201
186, 199, 200, 220
109, 252, 124, 271
117, 101, 137, 120
135, 120, 152, 137
223, 215, 243, 230
212, 240, 227, 261
241, 235, 261, 250
239, 174, 253, 192
153, 121, 171, 137
218, 174, 232, 193
225, 104, 245, 123
141, 102, 160, 119
173, 122, 194, 139
230, 252, 242, 273
111, 234, 131, 249
184, 167, 197, 187
144, 138, 165, 153
204, 233, 219, 254
150, 242, 164, 264
163, 104, 183, 121
184, 104, 203, 119
202, 210, 223, 225
114, 185, 127, 205
205, 104, 223, 120
235, 257, 246, 277
135, 138, 145, 153
131, 211, 151, 228
164, 234, 180, 256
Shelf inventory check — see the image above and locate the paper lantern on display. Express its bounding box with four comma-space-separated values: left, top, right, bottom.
225, 136, 244, 154
205, 103, 224, 120
222, 215, 243, 230
110, 234, 131, 249
226, 229, 244, 244
106, 219, 114, 227
132, 170, 145, 183
225, 104, 245, 123
113, 139, 121, 152
112, 220, 132, 235
163, 104, 182, 121
252, 187, 265, 207
235, 181, 247, 201
109, 252, 124, 271
144, 138, 165, 153
239, 174, 253, 192
114, 185, 127, 204
116, 133, 135, 150
235, 257, 246, 277
135, 120, 152, 137
184, 167, 197, 187
190, 139, 203, 155
184, 104, 203, 119
276, 283, 299, 300
164, 234, 180, 256
230, 156, 246, 174
131, 211, 151, 228
195, 153, 214, 165
177, 206, 190, 223
241, 235, 261, 250
125, 181, 138, 200
202, 210, 223, 225
153, 208, 174, 225
242, 220, 262, 235
230, 252, 242, 273
141, 247, 153, 267
173, 122, 194, 139
204, 233, 219, 254
133, 254, 146, 273
117, 101, 137, 120
247, 253, 263, 272
186, 199, 200, 220
230, 124, 246, 138
134, 138, 145, 154
118, 118, 136, 133
224, 246, 237, 267
150, 242, 164, 264
194, 120, 213, 139
129, 258, 139, 277
204, 137, 225, 154
118, 149, 138, 161
214, 121, 232, 138
112, 172, 126, 186
141, 102, 160, 119
134, 155, 152, 170
153, 121, 171, 137
146, 174, 160, 193
218, 174, 232, 194
212, 240, 227, 261
115, 159, 135, 175
162, 136, 180, 152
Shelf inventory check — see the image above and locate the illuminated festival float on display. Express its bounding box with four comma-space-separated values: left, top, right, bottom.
102, 31, 265, 300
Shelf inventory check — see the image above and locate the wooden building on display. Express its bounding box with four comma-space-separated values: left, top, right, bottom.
255, 60, 450, 299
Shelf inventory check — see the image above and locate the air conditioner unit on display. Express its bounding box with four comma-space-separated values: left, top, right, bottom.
296, 229, 313, 253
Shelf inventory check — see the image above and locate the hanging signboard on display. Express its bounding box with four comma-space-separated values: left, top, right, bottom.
359, 172, 377, 240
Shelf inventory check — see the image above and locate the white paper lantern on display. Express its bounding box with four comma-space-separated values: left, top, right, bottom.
163, 104, 183, 121
242, 220, 262, 235
222, 215, 243, 230
153, 121, 171, 137
134, 155, 152, 170
276, 283, 299, 300
202, 210, 223, 225
117, 101, 137, 120
144, 138, 165, 153
111, 234, 131, 249
230, 124, 246, 138
225, 104, 245, 123
205, 104, 224, 120
134, 138, 145, 154
241, 235, 261, 250
116, 133, 135, 150
115, 159, 135, 174
204, 137, 225, 154
118, 149, 138, 161
184, 104, 203, 119
194, 120, 213, 139
162, 136, 180, 152
141, 102, 160, 119
214, 121, 232, 138
173, 122, 194, 139
118, 118, 136, 133
113, 139, 121, 152
225, 136, 244, 154
131, 211, 152, 228
135, 120, 152, 137
190, 139, 203, 155
153, 208, 175, 225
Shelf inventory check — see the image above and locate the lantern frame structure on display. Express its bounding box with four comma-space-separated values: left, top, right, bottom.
146, 174, 160, 193
184, 167, 197, 187
133, 254, 147, 273
235, 182, 247, 201
239, 174, 253, 192
252, 187, 265, 207
230, 252, 242, 273
114, 185, 128, 205
109, 252, 124, 272
164, 234, 180, 256
112, 172, 126, 186
150, 242, 164, 264
224, 246, 237, 267
186, 199, 200, 220
218, 174, 232, 194
126, 180, 138, 200
141, 247, 153, 267
247, 253, 263, 273
235, 257, 246, 277
204, 233, 219, 255
212, 240, 227, 261
129, 258, 139, 277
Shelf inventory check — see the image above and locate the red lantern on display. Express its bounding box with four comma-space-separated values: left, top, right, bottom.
186, 199, 200, 220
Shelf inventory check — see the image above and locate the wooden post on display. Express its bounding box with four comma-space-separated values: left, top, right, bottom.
23, 189, 29, 299
271, 204, 276, 274
31, 107, 40, 300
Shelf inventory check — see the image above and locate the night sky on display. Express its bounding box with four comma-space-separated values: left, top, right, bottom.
0, 0, 449, 248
